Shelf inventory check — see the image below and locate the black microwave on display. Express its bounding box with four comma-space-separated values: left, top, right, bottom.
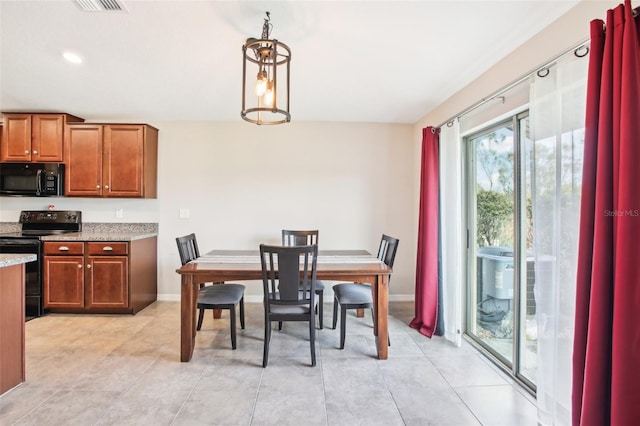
0, 163, 65, 196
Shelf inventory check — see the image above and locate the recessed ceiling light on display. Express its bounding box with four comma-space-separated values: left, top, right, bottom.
63, 52, 83, 64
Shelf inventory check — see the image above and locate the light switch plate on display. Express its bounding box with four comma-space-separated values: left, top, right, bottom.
179, 208, 190, 219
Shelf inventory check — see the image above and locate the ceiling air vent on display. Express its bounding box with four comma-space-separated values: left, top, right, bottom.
74, 0, 127, 12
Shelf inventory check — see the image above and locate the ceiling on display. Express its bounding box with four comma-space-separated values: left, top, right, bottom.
0, 0, 580, 124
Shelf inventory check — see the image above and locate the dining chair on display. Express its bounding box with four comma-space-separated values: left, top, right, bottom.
282, 229, 324, 329
260, 243, 319, 367
332, 234, 399, 349
176, 233, 245, 349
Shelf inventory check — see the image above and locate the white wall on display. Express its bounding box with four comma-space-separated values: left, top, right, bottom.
0, 121, 417, 301
415, 0, 617, 131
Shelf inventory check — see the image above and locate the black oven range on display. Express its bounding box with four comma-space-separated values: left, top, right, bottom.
0, 210, 82, 321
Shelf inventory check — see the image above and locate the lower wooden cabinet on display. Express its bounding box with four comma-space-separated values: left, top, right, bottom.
0, 263, 26, 395
87, 246, 128, 309
43, 237, 157, 314
42, 241, 84, 308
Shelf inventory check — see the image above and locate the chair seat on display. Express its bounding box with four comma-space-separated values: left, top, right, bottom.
333, 283, 372, 306
299, 280, 325, 291
198, 284, 245, 307
270, 304, 312, 315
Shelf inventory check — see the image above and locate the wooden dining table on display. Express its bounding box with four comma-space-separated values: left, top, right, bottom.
176, 249, 393, 362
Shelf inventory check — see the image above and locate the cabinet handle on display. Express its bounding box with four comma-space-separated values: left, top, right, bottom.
25, 150, 30, 155
87, 264, 92, 269
96, 185, 101, 189
78, 264, 83, 269
102, 246, 113, 251
58, 246, 70, 251
33, 150, 39, 155
105, 185, 110, 190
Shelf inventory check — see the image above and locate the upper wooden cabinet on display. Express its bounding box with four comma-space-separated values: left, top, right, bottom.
1, 113, 84, 162
65, 123, 158, 198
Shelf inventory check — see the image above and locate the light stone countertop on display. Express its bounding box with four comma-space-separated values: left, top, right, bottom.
0, 253, 37, 268
40, 231, 157, 242
0, 222, 158, 242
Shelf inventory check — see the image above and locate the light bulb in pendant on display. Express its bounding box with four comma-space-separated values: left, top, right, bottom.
255, 70, 267, 96
264, 80, 274, 107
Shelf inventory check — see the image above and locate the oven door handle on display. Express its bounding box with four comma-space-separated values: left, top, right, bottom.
0, 239, 42, 246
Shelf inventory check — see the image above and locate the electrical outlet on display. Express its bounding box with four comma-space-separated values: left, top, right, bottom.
115, 208, 124, 218
179, 208, 190, 219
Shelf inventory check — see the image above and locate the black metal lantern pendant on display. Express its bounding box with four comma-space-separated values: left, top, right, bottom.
241, 12, 291, 125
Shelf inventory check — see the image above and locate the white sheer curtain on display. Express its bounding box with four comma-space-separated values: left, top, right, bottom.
439, 120, 463, 346
530, 49, 588, 426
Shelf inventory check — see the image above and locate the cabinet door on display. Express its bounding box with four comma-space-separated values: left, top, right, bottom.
43, 255, 85, 308
87, 256, 128, 308
32, 114, 65, 162
103, 125, 144, 197
0, 263, 25, 394
1, 114, 32, 162
65, 124, 104, 196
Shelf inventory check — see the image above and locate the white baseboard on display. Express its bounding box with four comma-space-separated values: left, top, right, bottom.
389, 294, 415, 302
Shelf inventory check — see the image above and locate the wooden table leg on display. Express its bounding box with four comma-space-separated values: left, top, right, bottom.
180, 274, 196, 362
373, 274, 389, 360
371, 280, 379, 335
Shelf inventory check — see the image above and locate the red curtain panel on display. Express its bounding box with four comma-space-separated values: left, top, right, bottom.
410, 126, 440, 337
573, 1, 640, 425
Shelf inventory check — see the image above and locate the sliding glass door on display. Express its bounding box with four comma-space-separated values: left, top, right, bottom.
466, 112, 536, 390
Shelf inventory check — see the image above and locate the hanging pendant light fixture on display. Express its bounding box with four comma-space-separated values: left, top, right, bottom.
241, 12, 291, 125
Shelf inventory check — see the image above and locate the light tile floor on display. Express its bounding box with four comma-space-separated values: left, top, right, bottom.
1, 302, 538, 425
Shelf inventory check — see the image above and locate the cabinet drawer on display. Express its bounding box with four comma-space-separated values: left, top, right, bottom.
87, 242, 128, 255
43, 242, 84, 255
